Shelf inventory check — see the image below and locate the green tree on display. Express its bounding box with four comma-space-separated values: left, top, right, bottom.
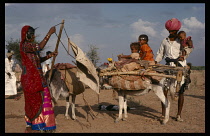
5, 38, 21, 65
86, 45, 100, 67
5, 38, 44, 66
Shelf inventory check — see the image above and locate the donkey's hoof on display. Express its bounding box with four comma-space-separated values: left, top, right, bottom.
72, 115, 76, 120
114, 118, 120, 123
176, 115, 184, 122
161, 119, 168, 125
122, 118, 127, 121
65, 115, 70, 120
161, 120, 167, 125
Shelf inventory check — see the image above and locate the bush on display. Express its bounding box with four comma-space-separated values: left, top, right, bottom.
191, 66, 205, 70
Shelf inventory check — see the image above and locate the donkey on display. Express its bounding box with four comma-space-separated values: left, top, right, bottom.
45, 68, 85, 120
115, 77, 178, 124
99, 69, 178, 125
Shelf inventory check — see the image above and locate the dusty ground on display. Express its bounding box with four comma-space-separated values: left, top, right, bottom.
5, 70, 205, 133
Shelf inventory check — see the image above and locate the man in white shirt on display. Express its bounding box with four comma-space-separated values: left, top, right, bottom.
14, 63, 22, 89
5, 51, 21, 100
155, 18, 188, 122
42, 51, 52, 75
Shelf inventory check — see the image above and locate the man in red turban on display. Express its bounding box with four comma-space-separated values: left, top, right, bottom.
155, 18, 189, 122
165, 18, 182, 31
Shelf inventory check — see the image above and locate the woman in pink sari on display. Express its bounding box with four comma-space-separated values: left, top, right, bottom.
20, 25, 57, 133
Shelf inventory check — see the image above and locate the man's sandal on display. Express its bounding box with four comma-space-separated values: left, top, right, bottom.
14, 96, 21, 101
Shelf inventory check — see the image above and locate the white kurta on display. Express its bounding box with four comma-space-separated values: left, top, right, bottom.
155, 38, 186, 67
42, 58, 52, 74
5, 58, 17, 95
155, 38, 187, 86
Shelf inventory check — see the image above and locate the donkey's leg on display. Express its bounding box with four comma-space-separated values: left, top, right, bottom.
161, 87, 168, 118
122, 94, 128, 121
115, 90, 124, 123
71, 94, 77, 120
153, 85, 170, 125
65, 96, 70, 119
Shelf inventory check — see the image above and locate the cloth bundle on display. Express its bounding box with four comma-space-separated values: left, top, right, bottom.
109, 75, 151, 90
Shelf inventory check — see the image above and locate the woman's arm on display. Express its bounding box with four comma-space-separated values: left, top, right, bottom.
39, 26, 56, 50
40, 51, 58, 63
22, 27, 56, 53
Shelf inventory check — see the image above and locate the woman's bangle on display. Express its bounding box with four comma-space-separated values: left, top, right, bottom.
44, 34, 50, 42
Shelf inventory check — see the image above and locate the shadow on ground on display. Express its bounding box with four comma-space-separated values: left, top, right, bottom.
185, 94, 205, 100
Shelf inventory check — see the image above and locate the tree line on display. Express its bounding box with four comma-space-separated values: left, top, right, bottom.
191, 66, 205, 70
5, 38, 100, 67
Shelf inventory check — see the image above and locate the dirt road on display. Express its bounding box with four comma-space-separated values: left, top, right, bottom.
5, 70, 205, 133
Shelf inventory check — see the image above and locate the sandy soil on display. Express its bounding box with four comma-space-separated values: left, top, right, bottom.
5, 70, 205, 133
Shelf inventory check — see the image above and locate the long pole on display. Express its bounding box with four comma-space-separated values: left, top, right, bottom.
99, 71, 177, 79
48, 19, 65, 81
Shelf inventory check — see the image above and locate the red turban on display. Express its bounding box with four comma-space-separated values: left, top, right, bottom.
165, 18, 181, 31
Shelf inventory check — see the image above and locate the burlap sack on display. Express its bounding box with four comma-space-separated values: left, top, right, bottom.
59, 68, 85, 95
121, 62, 143, 72
109, 75, 151, 90
116, 60, 155, 72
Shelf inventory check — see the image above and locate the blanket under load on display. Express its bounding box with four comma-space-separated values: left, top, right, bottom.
109, 75, 152, 90
99, 60, 187, 90
54, 63, 85, 95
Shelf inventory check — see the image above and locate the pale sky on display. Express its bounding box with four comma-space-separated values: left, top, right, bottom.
5, 3, 205, 66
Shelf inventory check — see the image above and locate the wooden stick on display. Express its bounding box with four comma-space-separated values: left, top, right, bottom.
99, 71, 176, 79
68, 40, 78, 55
68, 38, 70, 54
49, 19, 65, 81
150, 64, 185, 70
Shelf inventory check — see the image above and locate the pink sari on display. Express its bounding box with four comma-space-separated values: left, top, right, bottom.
24, 87, 56, 130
